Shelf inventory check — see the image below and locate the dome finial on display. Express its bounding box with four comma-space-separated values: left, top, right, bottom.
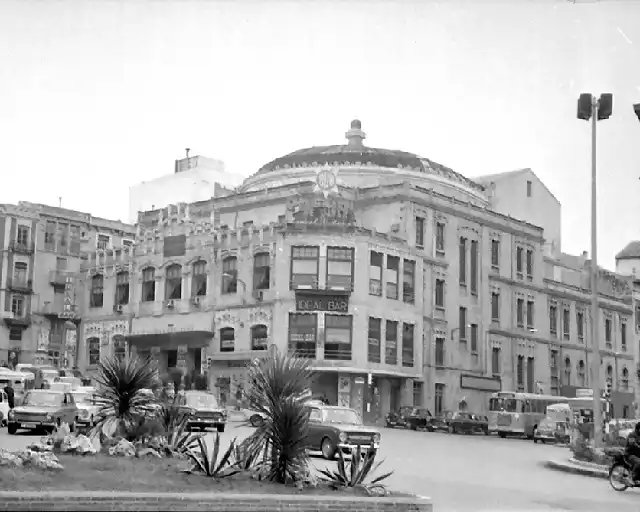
345, 119, 366, 147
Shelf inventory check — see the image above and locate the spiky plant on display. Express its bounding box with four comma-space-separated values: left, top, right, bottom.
185, 433, 240, 478
318, 445, 393, 495
241, 347, 314, 484
90, 355, 158, 439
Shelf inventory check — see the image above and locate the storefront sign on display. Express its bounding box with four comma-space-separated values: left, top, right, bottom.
60, 276, 76, 319
296, 293, 349, 313
460, 374, 501, 392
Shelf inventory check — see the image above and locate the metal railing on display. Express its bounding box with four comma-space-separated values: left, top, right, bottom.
323, 347, 352, 361
8, 241, 34, 254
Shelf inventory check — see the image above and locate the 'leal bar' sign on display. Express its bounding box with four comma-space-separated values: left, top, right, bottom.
296, 292, 349, 313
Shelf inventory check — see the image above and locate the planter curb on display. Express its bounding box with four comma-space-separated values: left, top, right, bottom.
543, 459, 608, 479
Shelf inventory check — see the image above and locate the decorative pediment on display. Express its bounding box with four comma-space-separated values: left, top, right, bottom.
160, 259, 183, 271
215, 310, 240, 329
459, 225, 480, 236
247, 307, 273, 326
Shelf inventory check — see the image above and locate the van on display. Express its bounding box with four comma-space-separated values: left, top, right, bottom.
0, 370, 35, 405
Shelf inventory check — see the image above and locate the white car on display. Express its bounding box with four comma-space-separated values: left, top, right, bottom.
70, 390, 101, 428
0, 389, 9, 426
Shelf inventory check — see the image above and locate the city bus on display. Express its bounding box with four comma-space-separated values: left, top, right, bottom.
488, 391, 569, 438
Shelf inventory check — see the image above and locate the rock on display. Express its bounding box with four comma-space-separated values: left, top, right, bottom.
61, 435, 79, 453
0, 449, 23, 467
26, 442, 53, 453
40, 435, 54, 446
90, 435, 101, 454
136, 447, 161, 458
108, 438, 135, 457
26, 450, 64, 470
75, 434, 97, 455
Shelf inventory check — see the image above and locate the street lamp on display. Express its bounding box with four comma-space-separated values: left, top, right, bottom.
576, 92, 613, 447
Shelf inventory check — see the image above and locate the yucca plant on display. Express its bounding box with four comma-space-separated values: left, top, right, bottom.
318, 445, 393, 495
241, 347, 314, 484
185, 433, 240, 478
165, 413, 203, 454
90, 355, 158, 439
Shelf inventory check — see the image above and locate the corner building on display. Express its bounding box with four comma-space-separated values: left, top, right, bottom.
77, 120, 639, 421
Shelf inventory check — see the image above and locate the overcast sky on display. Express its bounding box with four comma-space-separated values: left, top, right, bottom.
1, 1, 639, 269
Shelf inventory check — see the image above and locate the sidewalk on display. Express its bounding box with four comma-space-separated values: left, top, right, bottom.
544, 457, 608, 479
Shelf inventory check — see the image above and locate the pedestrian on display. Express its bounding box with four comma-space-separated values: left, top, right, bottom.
4, 380, 15, 410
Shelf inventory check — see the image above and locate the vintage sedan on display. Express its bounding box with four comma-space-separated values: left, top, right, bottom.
70, 390, 102, 429
405, 408, 435, 431
384, 405, 414, 429
178, 391, 227, 432
447, 412, 489, 435
432, 411, 455, 432
306, 405, 381, 460
7, 390, 79, 434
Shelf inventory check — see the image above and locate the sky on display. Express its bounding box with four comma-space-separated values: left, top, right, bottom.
1, 0, 639, 270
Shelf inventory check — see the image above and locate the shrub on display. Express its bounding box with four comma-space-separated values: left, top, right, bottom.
318, 445, 393, 495
185, 433, 240, 478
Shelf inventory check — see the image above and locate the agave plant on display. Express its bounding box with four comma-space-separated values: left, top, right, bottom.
90, 355, 158, 439
185, 433, 240, 478
241, 347, 315, 484
318, 445, 394, 495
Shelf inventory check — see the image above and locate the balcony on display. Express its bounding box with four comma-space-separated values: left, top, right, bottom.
35, 302, 79, 319
8, 240, 34, 255
49, 270, 72, 288
323, 347, 352, 361
287, 344, 316, 359
7, 278, 33, 293
2, 311, 31, 327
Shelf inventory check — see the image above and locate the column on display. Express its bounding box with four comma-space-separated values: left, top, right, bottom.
379, 378, 391, 418
401, 378, 414, 406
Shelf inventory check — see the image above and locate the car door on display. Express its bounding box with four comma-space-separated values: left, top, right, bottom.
307, 408, 323, 449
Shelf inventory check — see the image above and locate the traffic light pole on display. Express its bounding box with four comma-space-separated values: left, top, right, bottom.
590, 96, 603, 447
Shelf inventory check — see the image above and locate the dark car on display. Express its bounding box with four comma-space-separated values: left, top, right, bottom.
448, 412, 489, 435
432, 411, 454, 432
385, 405, 414, 429
405, 408, 435, 431
306, 405, 381, 460
177, 391, 227, 432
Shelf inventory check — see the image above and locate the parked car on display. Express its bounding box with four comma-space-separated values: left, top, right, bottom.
177, 391, 227, 432
35, 368, 61, 390
0, 389, 9, 426
447, 412, 489, 435
404, 408, 435, 431
432, 411, 455, 432
306, 404, 381, 460
533, 417, 570, 444
7, 389, 79, 434
385, 406, 414, 429
70, 389, 101, 429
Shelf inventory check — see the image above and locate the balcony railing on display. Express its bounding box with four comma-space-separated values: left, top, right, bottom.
49, 270, 71, 287
8, 240, 34, 254
402, 356, 414, 368
7, 278, 33, 293
287, 344, 316, 359
323, 347, 352, 361
325, 275, 353, 292
290, 275, 318, 290
35, 302, 79, 318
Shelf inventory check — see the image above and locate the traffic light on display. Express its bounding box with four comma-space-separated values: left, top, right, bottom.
597, 93, 613, 120
577, 93, 593, 120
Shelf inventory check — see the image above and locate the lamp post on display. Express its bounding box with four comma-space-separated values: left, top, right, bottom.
577, 92, 613, 447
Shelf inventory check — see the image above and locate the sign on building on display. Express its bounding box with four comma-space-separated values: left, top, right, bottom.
59, 276, 76, 319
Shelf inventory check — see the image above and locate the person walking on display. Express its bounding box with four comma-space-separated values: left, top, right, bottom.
3, 380, 15, 409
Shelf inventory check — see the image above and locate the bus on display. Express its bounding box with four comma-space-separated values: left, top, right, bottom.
488, 391, 569, 438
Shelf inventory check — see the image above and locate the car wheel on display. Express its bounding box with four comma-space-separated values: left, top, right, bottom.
8, 423, 18, 435
404, 422, 411, 429
217, 425, 225, 433
321, 437, 336, 460
498, 432, 507, 439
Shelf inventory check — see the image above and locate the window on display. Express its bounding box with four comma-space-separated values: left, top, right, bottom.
220, 327, 235, 352
435, 279, 445, 309
115, 271, 130, 306
69, 226, 81, 254
413, 381, 423, 407
516, 247, 524, 277
97, 234, 110, 251
192, 260, 207, 297
167, 350, 177, 368
290, 246, 319, 289
58, 223, 68, 251
45, 220, 56, 248
516, 299, 524, 328
563, 308, 571, 340
605, 317, 612, 347
550, 350, 559, 395
434, 383, 445, 415
470, 240, 478, 294
491, 347, 501, 375
606, 365, 613, 382
491, 239, 500, 269
165, 264, 183, 300
470, 324, 478, 353
578, 360, 586, 386
516, 356, 524, 391
402, 323, 414, 367
526, 300, 535, 329
459, 307, 467, 341
288, 313, 317, 358
403, 260, 415, 303
327, 247, 354, 290
11, 294, 25, 317
621, 320, 627, 352
459, 237, 467, 285
526, 250, 533, 280
622, 367, 629, 390
113, 335, 126, 362
221, 257, 237, 294
141, 268, 155, 302
324, 315, 353, 360
251, 325, 268, 350
17, 225, 29, 246
527, 357, 535, 393
435, 338, 445, 367
367, 317, 381, 363
253, 253, 270, 290
564, 357, 571, 386
526, 180, 532, 197
385, 320, 398, 365
56, 257, 67, 270
549, 304, 557, 336
491, 292, 500, 322
385, 255, 399, 299
369, 251, 383, 296
13, 262, 27, 285
415, 217, 425, 247
9, 326, 22, 341
90, 274, 104, 308
87, 337, 100, 366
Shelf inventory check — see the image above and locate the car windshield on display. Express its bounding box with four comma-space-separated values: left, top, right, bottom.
416, 409, 431, 416
23, 391, 63, 406
489, 397, 521, 412
186, 393, 218, 409
323, 408, 361, 424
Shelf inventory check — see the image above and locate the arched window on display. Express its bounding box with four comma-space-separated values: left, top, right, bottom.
251, 325, 268, 350
563, 357, 571, 385
13, 262, 28, 284
192, 260, 207, 297
220, 327, 235, 352
622, 367, 629, 390
577, 360, 586, 386
113, 335, 127, 362
253, 253, 270, 290
165, 264, 182, 300
115, 271, 130, 306
222, 257, 237, 294
90, 274, 104, 308
606, 364, 613, 382
87, 337, 100, 366
141, 267, 155, 302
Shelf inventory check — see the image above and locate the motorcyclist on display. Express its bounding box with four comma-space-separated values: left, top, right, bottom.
625, 422, 640, 482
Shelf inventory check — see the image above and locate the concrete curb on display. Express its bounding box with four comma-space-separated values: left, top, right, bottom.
544, 459, 608, 479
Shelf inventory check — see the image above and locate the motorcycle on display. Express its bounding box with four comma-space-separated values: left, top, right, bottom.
609, 448, 640, 491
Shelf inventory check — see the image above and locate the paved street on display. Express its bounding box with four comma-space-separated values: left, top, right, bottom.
1, 424, 636, 511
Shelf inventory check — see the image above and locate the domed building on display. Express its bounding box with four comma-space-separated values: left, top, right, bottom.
76, 120, 640, 425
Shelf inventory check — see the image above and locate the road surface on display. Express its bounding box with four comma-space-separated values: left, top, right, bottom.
0, 423, 635, 511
